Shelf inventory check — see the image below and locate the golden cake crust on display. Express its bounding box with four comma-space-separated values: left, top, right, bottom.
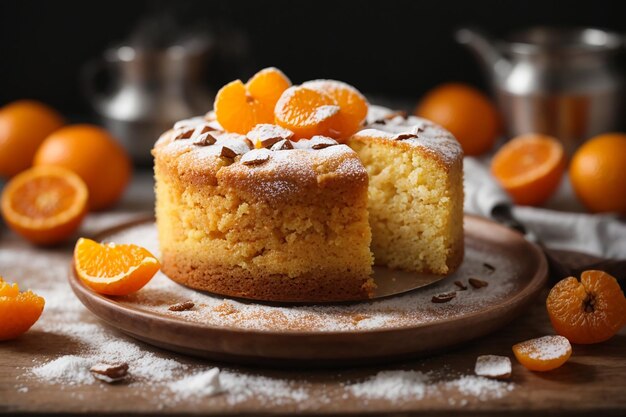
161, 251, 377, 303
153, 126, 367, 203
353, 105, 464, 171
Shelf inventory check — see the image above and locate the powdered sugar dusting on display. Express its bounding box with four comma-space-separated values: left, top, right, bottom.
247, 124, 294, 145
355, 107, 463, 166
168, 368, 222, 399
313, 105, 340, 122
348, 370, 429, 400
348, 371, 513, 403
222, 144, 366, 201
302, 79, 367, 103
446, 376, 514, 400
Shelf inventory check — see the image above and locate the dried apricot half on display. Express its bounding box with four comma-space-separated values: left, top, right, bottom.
301, 79, 368, 140
214, 67, 291, 134
547, 270, 626, 344
274, 86, 341, 140
0, 276, 45, 341
512, 335, 572, 371
74, 238, 160, 296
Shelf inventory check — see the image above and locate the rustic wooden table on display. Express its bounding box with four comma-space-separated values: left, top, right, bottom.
1, 173, 625, 416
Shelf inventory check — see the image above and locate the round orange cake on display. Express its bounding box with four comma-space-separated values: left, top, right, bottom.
153, 107, 463, 302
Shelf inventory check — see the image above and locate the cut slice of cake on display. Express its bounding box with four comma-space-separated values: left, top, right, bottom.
153, 120, 374, 302
348, 106, 464, 275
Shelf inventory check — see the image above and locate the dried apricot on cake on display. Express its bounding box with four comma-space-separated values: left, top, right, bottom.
0, 276, 45, 341
547, 270, 626, 344
214, 67, 291, 134
512, 335, 572, 372
274, 86, 341, 140
74, 238, 160, 296
302, 79, 369, 140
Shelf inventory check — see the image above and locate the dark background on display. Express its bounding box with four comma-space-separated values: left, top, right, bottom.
1, 0, 625, 116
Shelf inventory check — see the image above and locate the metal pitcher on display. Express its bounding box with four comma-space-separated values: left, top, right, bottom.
456, 27, 625, 154
83, 40, 214, 164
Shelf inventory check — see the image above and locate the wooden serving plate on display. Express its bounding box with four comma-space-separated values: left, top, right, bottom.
69, 215, 547, 367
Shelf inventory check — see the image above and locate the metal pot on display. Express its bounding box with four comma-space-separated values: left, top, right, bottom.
82, 39, 214, 165
457, 27, 625, 154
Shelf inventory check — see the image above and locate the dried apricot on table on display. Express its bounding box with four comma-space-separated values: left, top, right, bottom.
547, 270, 626, 344
512, 335, 572, 371
0, 276, 45, 341
274, 85, 341, 140
491, 133, 566, 206
302, 79, 368, 141
214, 67, 291, 134
0, 166, 88, 245
74, 238, 160, 296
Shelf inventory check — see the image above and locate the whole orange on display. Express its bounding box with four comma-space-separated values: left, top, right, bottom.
33, 125, 131, 211
0, 100, 65, 178
569, 133, 626, 214
415, 83, 500, 156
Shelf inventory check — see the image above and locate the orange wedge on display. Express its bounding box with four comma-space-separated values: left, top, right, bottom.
74, 238, 160, 296
0, 276, 45, 341
491, 133, 566, 206
512, 335, 572, 371
1, 166, 88, 245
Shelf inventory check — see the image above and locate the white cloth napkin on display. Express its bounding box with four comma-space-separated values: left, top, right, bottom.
463, 157, 626, 259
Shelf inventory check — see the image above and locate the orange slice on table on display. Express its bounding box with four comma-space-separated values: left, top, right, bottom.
547, 270, 626, 344
74, 238, 160, 296
491, 133, 566, 206
0, 276, 45, 341
214, 67, 291, 134
512, 335, 572, 372
0, 166, 88, 245
301, 79, 369, 141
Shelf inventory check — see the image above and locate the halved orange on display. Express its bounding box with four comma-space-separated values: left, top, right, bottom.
0, 276, 45, 341
302, 79, 369, 141
491, 133, 566, 206
214, 67, 291, 134
1, 166, 88, 245
74, 238, 160, 296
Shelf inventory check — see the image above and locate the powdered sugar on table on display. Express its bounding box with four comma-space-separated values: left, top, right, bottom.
0, 215, 516, 410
